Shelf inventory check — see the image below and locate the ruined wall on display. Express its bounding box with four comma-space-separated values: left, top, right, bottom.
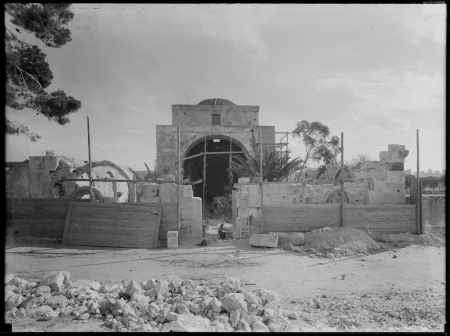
5, 151, 135, 201
136, 183, 202, 239
172, 104, 259, 126
234, 179, 369, 220
5, 161, 30, 198
156, 125, 275, 172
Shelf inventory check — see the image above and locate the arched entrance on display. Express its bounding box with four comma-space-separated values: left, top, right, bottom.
183, 136, 246, 205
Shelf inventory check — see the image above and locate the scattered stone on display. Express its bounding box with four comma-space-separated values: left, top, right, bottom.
5, 274, 15, 284
34, 285, 51, 294
28, 305, 53, 317
222, 293, 248, 314
162, 313, 212, 332
5, 290, 23, 311
5, 284, 18, 293
283, 243, 294, 251
42, 309, 60, 320
229, 310, 240, 327
41, 272, 65, 291
125, 281, 142, 296
284, 311, 298, 319
252, 288, 280, 304
45, 295, 68, 309
252, 320, 270, 332
78, 313, 90, 320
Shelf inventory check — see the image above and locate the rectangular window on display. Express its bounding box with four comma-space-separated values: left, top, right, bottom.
212, 114, 220, 125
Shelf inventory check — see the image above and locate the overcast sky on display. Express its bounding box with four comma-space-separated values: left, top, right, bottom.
5, 4, 446, 174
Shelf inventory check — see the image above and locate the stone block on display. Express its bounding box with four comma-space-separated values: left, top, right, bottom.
143, 184, 159, 197
167, 231, 178, 249
181, 185, 193, 198
238, 177, 250, 183
163, 175, 175, 181
29, 156, 45, 171
191, 219, 203, 239
140, 196, 161, 203
44, 156, 59, 171
159, 184, 177, 198
249, 234, 278, 248
46, 150, 56, 157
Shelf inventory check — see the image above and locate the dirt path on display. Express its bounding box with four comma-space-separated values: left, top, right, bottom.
4, 222, 446, 332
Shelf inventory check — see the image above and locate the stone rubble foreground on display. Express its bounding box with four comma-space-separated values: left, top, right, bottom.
4, 271, 297, 332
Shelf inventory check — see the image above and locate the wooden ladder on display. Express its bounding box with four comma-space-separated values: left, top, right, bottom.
239, 196, 250, 238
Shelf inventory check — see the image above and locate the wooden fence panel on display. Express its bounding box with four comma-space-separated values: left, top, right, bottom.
263, 204, 416, 235
63, 202, 162, 248
127, 202, 178, 241
6, 198, 89, 239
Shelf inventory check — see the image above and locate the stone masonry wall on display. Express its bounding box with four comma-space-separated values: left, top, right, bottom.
136, 183, 202, 239
156, 125, 275, 174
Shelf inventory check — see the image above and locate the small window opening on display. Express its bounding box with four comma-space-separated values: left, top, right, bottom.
212, 114, 220, 125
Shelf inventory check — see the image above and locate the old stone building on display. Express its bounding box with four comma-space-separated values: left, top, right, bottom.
156, 98, 276, 204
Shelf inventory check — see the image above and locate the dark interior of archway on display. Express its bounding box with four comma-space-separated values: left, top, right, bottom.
184, 138, 244, 205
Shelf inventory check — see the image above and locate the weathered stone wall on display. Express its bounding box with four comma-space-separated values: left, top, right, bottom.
156, 125, 275, 172
136, 183, 203, 239
233, 144, 410, 221
422, 196, 446, 228
172, 104, 259, 126
5, 161, 30, 198
5, 151, 135, 201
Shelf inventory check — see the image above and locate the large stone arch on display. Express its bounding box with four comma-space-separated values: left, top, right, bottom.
75, 160, 134, 200
334, 165, 354, 180
325, 189, 350, 203
182, 134, 248, 159
69, 186, 104, 202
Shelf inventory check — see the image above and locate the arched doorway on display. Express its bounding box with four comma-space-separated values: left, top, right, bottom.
183, 136, 246, 205
69, 186, 104, 202
325, 190, 349, 203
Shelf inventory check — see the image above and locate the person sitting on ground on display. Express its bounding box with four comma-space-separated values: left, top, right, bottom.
218, 223, 226, 240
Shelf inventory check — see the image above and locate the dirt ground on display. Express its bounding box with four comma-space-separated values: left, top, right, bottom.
4, 219, 447, 332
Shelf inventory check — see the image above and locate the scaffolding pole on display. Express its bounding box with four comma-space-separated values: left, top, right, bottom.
203, 135, 207, 215
416, 129, 421, 234
229, 134, 233, 188
259, 128, 264, 233
177, 126, 181, 244
87, 117, 93, 203
340, 132, 344, 227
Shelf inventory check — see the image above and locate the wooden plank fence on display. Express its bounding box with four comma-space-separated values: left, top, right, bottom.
263, 204, 417, 236
128, 202, 178, 241
63, 202, 162, 248
6, 198, 89, 239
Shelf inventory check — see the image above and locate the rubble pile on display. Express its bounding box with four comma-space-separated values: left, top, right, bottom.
4, 271, 296, 332
375, 226, 445, 248
302, 227, 382, 259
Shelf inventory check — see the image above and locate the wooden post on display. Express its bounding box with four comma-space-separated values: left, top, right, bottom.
87, 117, 93, 203
416, 129, 421, 234
259, 128, 264, 233
177, 126, 181, 244
340, 132, 344, 227
203, 135, 207, 216
229, 134, 233, 189
133, 181, 137, 203
286, 131, 289, 181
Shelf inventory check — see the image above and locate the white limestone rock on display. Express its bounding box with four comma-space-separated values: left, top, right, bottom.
249, 234, 278, 248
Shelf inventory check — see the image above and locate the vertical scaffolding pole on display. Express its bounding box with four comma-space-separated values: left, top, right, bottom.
340, 132, 344, 227
286, 131, 289, 181
87, 117, 93, 203
203, 135, 207, 215
416, 129, 421, 234
259, 128, 264, 233
133, 181, 137, 203
229, 134, 233, 189
177, 126, 181, 244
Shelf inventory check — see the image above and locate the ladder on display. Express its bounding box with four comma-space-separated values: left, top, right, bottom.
239, 196, 250, 238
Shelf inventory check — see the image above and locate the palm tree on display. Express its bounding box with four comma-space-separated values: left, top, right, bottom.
230, 134, 303, 182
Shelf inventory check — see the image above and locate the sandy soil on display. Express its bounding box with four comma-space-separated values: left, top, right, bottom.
4, 219, 446, 332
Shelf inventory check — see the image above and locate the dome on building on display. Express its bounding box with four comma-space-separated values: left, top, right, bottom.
197, 98, 235, 106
